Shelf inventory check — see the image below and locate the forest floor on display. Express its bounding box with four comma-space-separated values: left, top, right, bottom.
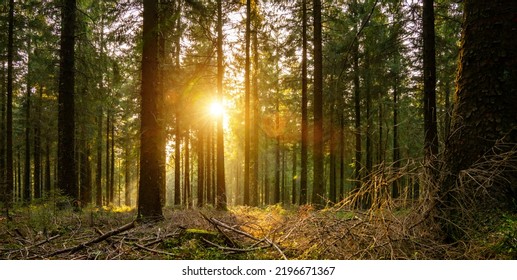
1, 201, 516, 260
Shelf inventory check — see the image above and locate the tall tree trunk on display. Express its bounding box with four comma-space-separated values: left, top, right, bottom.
423, 0, 439, 160
95, 111, 103, 206
1, 62, 6, 208
329, 103, 337, 204
251, 14, 260, 207
216, 0, 227, 210
392, 76, 400, 199
124, 144, 131, 207
364, 53, 372, 209
312, 0, 324, 207
206, 126, 213, 205
291, 146, 297, 205
79, 139, 91, 206
263, 140, 269, 205
440, 0, 517, 239
183, 129, 190, 208
353, 22, 362, 195
24, 38, 32, 204
243, 0, 251, 206
339, 113, 345, 200
174, 115, 181, 206
33, 86, 42, 199
365, 53, 372, 176
274, 114, 280, 204
110, 119, 115, 205
45, 141, 51, 195
106, 113, 111, 204
138, 0, 163, 219
197, 128, 204, 207
4, 0, 15, 214
299, 0, 308, 205
58, 0, 77, 203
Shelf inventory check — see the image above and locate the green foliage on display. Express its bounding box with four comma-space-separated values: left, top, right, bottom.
492, 214, 517, 258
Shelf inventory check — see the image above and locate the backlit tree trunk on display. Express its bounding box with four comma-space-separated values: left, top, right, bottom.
299, 0, 308, 205
138, 0, 163, 219
216, 0, 227, 210
312, 0, 324, 207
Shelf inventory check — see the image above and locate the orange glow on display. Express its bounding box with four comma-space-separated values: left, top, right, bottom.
209, 101, 225, 117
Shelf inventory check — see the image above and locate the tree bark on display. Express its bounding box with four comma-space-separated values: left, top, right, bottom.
58, 0, 78, 203
423, 0, 439, 160
96, 111, 103, 206
243, 0, 251, 206
312, 0, 324, 207
24, 38, 32, 204
440, 0, 517, 238
299, 0, 308, 205
197, 128, 204, 207
216, 0, 227, 210
4, 0, 15, 213
138, 0, 164, 219
34, 86, 42, 199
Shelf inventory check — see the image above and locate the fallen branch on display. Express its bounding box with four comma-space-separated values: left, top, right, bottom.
199, 212, 237, 247
265, 238, 288, 260
201, 237, 271, 253
132, 242, 178, 257
204, 216, 288, 259
27, 234, 61, 249
209, 217, 260, 241
44, 221, 136, 258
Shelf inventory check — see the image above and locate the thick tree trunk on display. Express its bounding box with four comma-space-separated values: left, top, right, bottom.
58, 0, 77, 203
138, 0, 163, 219
56, 0, 78, 204
440, 0, 517, 238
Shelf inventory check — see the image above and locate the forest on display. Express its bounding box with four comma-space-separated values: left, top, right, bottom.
0, 0, 516, 260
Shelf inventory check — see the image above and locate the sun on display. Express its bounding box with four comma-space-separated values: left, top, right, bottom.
209, 101, 225, 117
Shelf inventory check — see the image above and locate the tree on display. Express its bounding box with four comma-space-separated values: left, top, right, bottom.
243, 0, 251, 206
312, 0, 324, 207
422, 0, 438, 160
299, 0, 308, 205
138, 0, 163, 219
440, 0, 517, 239
58, 0, 78, 203
215, 0, 227, 210
3, 0, 15, 215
